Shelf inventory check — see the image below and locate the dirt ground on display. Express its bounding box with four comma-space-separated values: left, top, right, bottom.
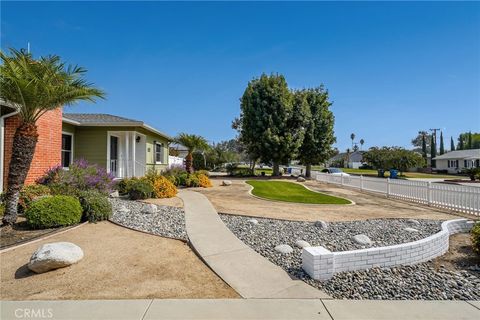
432, 233, 480, 275
195, 178, 461, 222
0, 217, 61, 248
141, 196, 183, 207
0, 221, 239, 300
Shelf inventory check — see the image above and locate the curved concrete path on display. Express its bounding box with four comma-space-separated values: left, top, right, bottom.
178, 189, 328, 299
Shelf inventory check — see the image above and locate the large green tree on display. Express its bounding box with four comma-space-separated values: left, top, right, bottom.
430, 135, 437, 168
296, 86, 335, 178
457, 132, 480, 150
237, 74, 303, 176
450, 136, 455, 151
0, 49, 105, 226
439, 131, 445, 155
412, 131, 431, 152
363, 147, 425, 174
174, 133, 209, 173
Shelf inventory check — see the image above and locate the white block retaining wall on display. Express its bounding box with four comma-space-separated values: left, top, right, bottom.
302, 219, 475, 280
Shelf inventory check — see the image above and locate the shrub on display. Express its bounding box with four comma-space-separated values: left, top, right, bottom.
115, 179, 129, 195
25, 195, 82, 228
18, 184, 51, 213
163, 166, 188, 186
151, 176, 177, 198
126, 178, 153, 200
78, 190, 112, 222
197, 173, 212, 188
37, 159, 115, 195
472, 222, 480, 255
185, 174, 200, 187
196, 170, 210, 177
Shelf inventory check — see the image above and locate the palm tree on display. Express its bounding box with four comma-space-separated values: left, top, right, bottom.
0, 49, 105, 226
350, 133, 355, 149
359, 139, 365, 150
174, 133, 209, 173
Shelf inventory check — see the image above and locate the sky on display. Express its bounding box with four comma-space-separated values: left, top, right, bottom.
1, 1, 479, 151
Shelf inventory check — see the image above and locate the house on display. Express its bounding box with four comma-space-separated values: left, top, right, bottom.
433, 149, 480, 173
1, 102, 62, 192
62, 113, 172, 178
327, 151, 365, 169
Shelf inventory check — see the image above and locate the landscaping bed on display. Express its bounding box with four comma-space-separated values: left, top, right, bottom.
220, 214, 480, 300
110, 198, 187, 240
0, 217, 63, 249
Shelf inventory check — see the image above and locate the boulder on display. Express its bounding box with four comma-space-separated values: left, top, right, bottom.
109, 190, 120, 198
352, 234, 372, 246
221, 180, 232, 186
274, 244, 293, 254
295, 240, 311, 249
297, 177, 306, 182
247, 218, 259, 225
143, 203, 157, 214
28, 242, 84, 274
314, 220, 329, 229
404, 227, 419, 233
407, 219, 420, 226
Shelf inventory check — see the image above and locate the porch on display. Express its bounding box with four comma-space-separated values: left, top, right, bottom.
107, 131, 146, 178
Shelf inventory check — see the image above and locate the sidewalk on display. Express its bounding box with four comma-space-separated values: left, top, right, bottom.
2, 299, 479, 320
178, 190, 327, 299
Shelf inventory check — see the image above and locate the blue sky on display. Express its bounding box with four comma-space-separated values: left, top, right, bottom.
1, 1, 479, 151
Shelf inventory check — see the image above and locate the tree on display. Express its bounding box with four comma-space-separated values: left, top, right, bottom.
421, 134, 427, 160
412, 131, 431, 152
359, 139, 365, 150
363, 147, 424, 174
439, 131, 445, 155
450, 136, 455, 151
174, 133, 209, 173
458, 134, 465, 150
350, 133, 355, 149
0, 48, 105, 226
237, 74, 303, 176
430, 135, 436, 168
468, 131, 473, 149
296, 86, 335, 178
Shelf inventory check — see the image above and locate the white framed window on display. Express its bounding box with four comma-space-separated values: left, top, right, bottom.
155, 142, 163, 164
61, 133, 73, 168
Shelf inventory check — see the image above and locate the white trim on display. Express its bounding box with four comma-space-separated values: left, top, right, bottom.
61, 132, 74, 168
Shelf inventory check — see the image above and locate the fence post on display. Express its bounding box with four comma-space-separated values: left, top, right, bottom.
386, 178, 390, 198
427, 182, 432, 206
360, 175, 364, 192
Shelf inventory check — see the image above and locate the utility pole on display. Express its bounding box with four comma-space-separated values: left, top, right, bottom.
429, 128, 441, 147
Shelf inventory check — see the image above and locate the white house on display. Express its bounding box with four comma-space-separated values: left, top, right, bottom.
327, 151, 365, 169
433, 149, 480, 173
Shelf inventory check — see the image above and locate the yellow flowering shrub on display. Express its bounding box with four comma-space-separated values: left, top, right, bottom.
197, 173, 212, 188
152, 176, 177, 198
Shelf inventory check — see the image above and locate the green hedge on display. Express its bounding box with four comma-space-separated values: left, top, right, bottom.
25, 195, 82, 228
126, 179, 153, 200
79, 190, 112, 222
472, 222, 480, 255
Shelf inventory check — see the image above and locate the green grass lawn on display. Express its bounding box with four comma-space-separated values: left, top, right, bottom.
311, 166, 457, 179
246, 180, 351, 204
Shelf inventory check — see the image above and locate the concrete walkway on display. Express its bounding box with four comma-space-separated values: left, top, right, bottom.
178, 189, 328, 299
2, 299, 479, 320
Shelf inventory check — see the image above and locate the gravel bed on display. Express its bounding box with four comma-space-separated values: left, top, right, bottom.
219, 214, 480, 300
110, 198, 187, 240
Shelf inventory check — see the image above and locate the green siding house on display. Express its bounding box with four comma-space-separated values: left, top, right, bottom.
62, 113, 173, 178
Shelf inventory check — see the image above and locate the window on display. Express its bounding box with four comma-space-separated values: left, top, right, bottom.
61, 134, 73, 168
155, 143, 163, 163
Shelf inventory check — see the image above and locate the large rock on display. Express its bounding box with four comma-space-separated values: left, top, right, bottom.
274, 244, 293, 254
28, 242, 84, 274
407, 219, 420, 226
109, 190, 120, 198
352, 234, 372, 246
247, 218, 259, 225
295, 240, 311, 249
221, 180, 232, 186
314, 220, 329, 229
143, 203, 157, 214
297, 177, 306, 182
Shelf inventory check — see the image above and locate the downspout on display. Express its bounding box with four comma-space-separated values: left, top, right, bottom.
0, 110, 20, 193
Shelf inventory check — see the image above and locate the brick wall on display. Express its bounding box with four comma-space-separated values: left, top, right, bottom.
3, 108, 62, 187
302, 219, 474, 280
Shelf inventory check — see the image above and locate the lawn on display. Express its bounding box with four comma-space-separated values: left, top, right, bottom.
246, 180, 351, 204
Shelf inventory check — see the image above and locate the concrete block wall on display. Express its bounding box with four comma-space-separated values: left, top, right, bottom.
303, 219, 474, 281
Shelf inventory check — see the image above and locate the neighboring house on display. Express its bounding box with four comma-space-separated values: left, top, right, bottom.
327, 151, 365, 169
433, 149, 480, 173
169, 143, 189, 158
1, 101, 62, 192
62, 113, 173, 178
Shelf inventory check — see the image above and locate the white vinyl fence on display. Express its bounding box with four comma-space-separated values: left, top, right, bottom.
291, 169, 480, 216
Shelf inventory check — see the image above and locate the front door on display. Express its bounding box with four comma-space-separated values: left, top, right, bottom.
110, 136, 118, 177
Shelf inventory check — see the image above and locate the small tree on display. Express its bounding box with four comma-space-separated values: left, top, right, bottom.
350, 133, 355, 149
421, 134, 427, 160
439, 131, 445, 155
174, 133, 209, 173
458, 134, 465, 150
359, 139, 365, 150
430, 135, 436, 168
450, 136, 455, 151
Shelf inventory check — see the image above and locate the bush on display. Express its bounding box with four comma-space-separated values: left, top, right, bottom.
472, 222, 480, 255
126, 178, 153, 200
25, 195, 82, 228
197, 173, 212, 188
37, 159, 115, 195
163, 166, 188, 186
151, 176, 177, 198
115, 179, 129, 195
18, 184, 51, 213
78, 190, 112, 222
185, 174, 200, 187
